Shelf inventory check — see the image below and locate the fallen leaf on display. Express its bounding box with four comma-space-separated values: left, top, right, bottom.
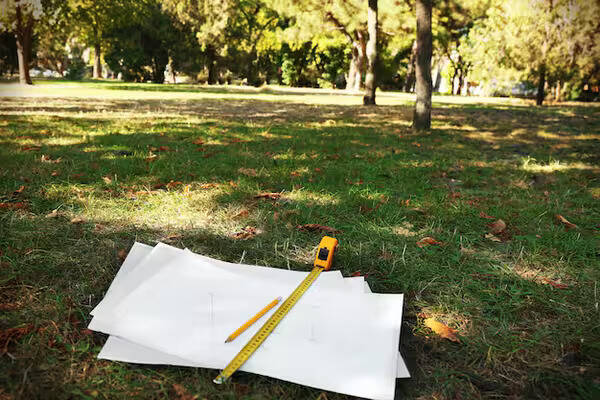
233, 209, 249, 219
45, 209, 59, 218
102, 176, 112, 184
70, 217, 85, 224
145, 154, 158, 162
238, 168, 257, 177
416, 237, 442, 248
13, 185, 25, 195
0, 324, 35, 352
117, 249, 127, 262
555, 214, 577, 230
412, 142, 421, 147
479, 211, 495, 219
0, 302, 20, 311
51, 171, 60, 177
39, 129, 50, 135
0, 202, 27, 210
231, 226, 260, 240
487, 219, 506, 234
346, 179, 364, 185
424, 318, 460, 342
254, 192, 281, 200
71, 173, 85, 179
172, 383, 198, 400
166, 180, 183, 189
192, 138, 204, 145
542, 278, 569, 289
40, 154, 61, 163
296, 224, 340, 234
198, 183, 219, 189
379, 250, 393, 260
484, 233, 502, 242
21, 145, 41, 151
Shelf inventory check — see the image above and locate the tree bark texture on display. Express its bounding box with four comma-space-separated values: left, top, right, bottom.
404, 40, 417, 92
93, 42, 102, 79
15, 5, 33, 85
363, 0, 378, 105
536, 63, 546, 106
413, 0, 433, 131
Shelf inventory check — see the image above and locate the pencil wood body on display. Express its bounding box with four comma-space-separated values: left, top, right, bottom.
224, 296, 282, 343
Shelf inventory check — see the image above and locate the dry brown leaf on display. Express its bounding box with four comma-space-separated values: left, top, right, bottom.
117, 249, 127, 262
542, 278, 569, 289
45, 209, 59, 218
0, 202, 27, 210
233, 209, 249, 219
555, 214, 577, 230
416, 237, 442, 248
487, 219, 506, 234
13, 185, 25, 195
172, 383, 198, 400
254, 192, 281, 200
198, 183, 219, 189
296, 224, 340, 234
484, 233, 502, 242
21, 145, 41, 151
166, 181, 183, 189
102, 176, 112, 184
424, 318, 460, 342
238, 168, 258, 177
70, 217, 85, 224
479, 211, 495, 219
192, 138, 204, 145
0, 324, 35, 352
145, 154, 158, 162
40, 154, 61, 163
231, 226, 260, 240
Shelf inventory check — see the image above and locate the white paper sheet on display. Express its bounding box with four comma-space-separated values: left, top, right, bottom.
95, 243, 409, 379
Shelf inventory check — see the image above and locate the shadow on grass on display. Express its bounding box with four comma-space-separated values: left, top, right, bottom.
1, 95, 599, 399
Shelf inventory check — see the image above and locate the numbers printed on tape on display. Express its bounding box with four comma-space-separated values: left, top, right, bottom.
214, 267, 323, 384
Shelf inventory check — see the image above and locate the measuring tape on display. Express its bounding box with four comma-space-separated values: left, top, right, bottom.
213, 236, 338, 384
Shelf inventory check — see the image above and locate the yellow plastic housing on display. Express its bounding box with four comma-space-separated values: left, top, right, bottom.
313, 236, 338, 270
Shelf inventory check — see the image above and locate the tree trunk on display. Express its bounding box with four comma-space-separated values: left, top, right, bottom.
347, 46, 359, 91
457, 69, 464, 95
433, 62, 442, 92
412, 0, 433, 131
206, 46, 218, 84
15, 6, 33, 85
536, 64, 546, 106
355, 31, 366, 91
404, 40, 417, 92
554, 80, 561, 101
93, 42, 102, 78
363, 0, 378, 105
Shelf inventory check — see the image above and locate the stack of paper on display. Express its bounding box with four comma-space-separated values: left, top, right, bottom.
89, 242, 408, 400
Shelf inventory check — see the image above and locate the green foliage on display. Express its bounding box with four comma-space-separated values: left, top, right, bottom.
103, 1, 178, 83
280, 55, 297, 86
64, 44, 86, 80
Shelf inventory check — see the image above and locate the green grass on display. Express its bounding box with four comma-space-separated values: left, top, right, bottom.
1, 81, 599, 399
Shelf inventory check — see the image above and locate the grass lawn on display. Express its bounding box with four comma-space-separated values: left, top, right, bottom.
1, 80, 599, 399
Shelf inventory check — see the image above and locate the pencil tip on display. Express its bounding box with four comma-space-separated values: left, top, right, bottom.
224, 338, 231, 343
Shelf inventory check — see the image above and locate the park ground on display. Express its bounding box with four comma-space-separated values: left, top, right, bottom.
0, 81, 599, 399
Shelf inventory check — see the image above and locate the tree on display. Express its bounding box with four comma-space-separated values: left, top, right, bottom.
462, 0, 593, 105
413, 0, 432, 130
0, 0, 46, 84
363, 0, 377, 105
163, 0, 279, 85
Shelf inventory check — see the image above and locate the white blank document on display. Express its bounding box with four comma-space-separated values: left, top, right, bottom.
90, 242, 408, 400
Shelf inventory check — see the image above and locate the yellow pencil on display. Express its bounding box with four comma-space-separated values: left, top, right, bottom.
224, 296, 282, 343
